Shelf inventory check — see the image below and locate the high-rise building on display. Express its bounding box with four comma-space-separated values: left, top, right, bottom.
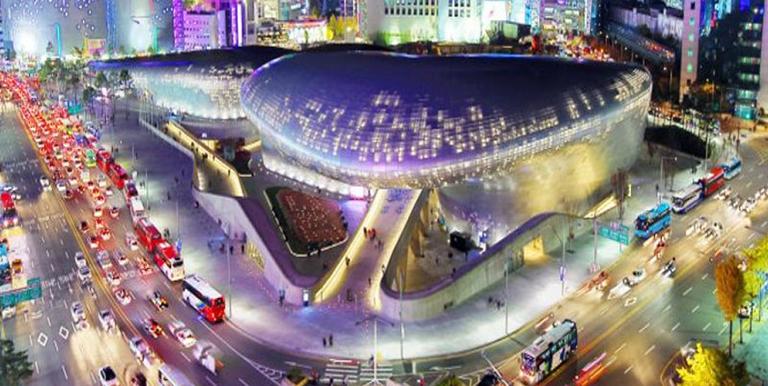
173, 0, 246, 50
0, 0, 5, 61
680, 0, 768, 120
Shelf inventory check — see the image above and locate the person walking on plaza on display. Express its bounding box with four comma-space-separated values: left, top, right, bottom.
323, 337, 327, 347
329, 334, 333, 347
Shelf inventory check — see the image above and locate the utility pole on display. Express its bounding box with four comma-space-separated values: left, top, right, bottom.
592, 217, 598, 272
227, 240, 232, 319
504, 260, 510, 334
398, 269, 405, 364
356, 316, 394, 385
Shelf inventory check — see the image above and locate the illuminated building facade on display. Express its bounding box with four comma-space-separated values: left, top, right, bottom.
241, 52, 652, 195
173, 0, 246, 51
365, 0, 484, 44
0, 0, 5, 60
539, 0, 599, 38
90, 46, 290, 119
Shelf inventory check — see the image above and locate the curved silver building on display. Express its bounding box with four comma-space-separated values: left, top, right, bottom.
241, 52, 652, 190
90, 46, 291, 120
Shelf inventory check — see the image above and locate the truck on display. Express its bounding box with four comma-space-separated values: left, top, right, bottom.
96, 149, 113, 173
1, 192, 19, 228
192, 343, 223, 375
134, 218, 162, 253
107, 163, 129, 190
128, 196, 146, 225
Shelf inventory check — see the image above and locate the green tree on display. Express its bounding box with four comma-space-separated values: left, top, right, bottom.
94, 72, 108, 90
0, 339, 34, 386
435, 374, 465, 386
677, 343, 748, 386
716, 257, 745, 356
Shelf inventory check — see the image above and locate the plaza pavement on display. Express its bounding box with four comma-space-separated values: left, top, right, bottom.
94, 99, 732, 362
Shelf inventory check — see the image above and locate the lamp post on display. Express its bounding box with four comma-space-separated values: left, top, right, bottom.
550, 225, 566, 296
504, 259, 510, 334
356, 316, 395, 385
659, 156, 677, 200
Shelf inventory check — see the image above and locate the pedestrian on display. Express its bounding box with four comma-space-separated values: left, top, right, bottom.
329, 377, 334, 385
167, 191, 171, 201
345, 257, 350, 267
363, 227, 367, 237
368, 277, 372, 287
323, 337, 327, 347
241, 244, 245, 254
329, 334, 333, 346
229, 245, 234, 255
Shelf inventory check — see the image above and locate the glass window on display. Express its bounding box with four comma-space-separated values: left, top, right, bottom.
689, 17, 695, 26
687, 48, 694, 57
687, 63, 694, 73
688, 33, 695, 42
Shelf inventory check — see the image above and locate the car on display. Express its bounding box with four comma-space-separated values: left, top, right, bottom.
149, 291, 169, 311
87, 180, 95, 189
97, 309, 116, 332
1, 306, 16, 320
661, 258, 677, 278
98, 366, 118, 386
105, 187, 114, 197
55, 151, 63, 160
70, 301, 88, 329
97, 250, 112, 269
80, 220, 90, 232
90, 186, 100, 197
93, 206, 103, 217
142, 318, 165, 338
62, 159, 70, 168
109, 206, 119, 218
128, 336, 155, 366
68, 176, 78, 186
716, 186, 731, 200
100, 228, 112, 241
137, 261, 152, 275
168, 321, 197, 348
74, 252, 87, 268
126, 235, 139, 251
106, 270, 121, 286
627, 268, 646, 286
114, 288, 132, 305
608, 280, 631, 299
77, 266, 92, 282
94, 218, 106, 230
65, 167, 74, 177
115, 250, 129, 266
95, 194, 106, 206
39, 176, 51, 191
98, 176, 108, 188
129, 372, 148, 386
63, 189, 73, 200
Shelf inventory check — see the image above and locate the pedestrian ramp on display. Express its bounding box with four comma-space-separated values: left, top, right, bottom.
321, 359, 359, 384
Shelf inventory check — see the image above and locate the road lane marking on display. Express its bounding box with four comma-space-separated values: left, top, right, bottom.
205, 376, 217, 386
713, 288, 718, 294
683, 287, 693, 296
703, 322, 711, 331
624, 366, 633, 374
238, 378, 250, 386
702, 273, 708, 280
692, 305, 700, 313
719, 324, 728, 336
45, 250, 50, 257
672, 322, 680, 332
638, 323, 650, 333
61, 365, 68, 380
53, 340, 59, 351
180, 352, 192, 362
46, 317, 51, 327
59, 238, 63, 245
663, 305, 671, 312
606, 355, 617, 368
644, 345, 656, 356
50, 264, 55, 272
615, 343, 626, 354
34, 361, 39, 374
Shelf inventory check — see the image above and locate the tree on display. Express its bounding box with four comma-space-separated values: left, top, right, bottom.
678, 343, 748, 386
715, 257, 745, 356
436, 374, 465, 386
94, 72, 108, 90
0, 339, 34, 386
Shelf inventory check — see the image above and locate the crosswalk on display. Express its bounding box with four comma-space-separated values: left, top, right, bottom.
360, 362, 394, 383
320, 360, 395, 384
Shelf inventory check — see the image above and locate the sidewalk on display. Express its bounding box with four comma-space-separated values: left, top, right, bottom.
97, 100, 729, 360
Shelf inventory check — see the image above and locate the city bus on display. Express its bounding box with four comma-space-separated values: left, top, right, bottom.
634, 201, 672, 239
671, 183, 703, 214
1, 192, 18, 228
182, 274, 226, 323
698, 167, 725, 198
519, 319, 577, 385
157, 364, 195, 386
134, 218, 163, 253
721, 158, 742, 180
96, 149, 113, 173
107, 163, 129, 190
153, 241, 185, 281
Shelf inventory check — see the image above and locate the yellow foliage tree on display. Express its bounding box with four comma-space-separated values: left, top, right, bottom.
715, 257, 745, 356
677, 343, 748, 386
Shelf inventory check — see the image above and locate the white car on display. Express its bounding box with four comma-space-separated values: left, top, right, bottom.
97, 309, 116, 332
114, 288, 132, 305
106, 270, 121, 287
77, 265, 92, 282
98, 366, 118, 386
93, 207, 103, 218
168, 321, 197, 348
607, 281, 631, 299
98, 176, 108, 188
39, 176, 51, 191
56, 180, 67, 193
125, 235, 139, 251
105, 187, 114, 197
70, 302, 88, 330
716, 186, 732, 201
128, 336, 155, 366
627, 268, 647, 286
74, 252, 87, 268
97, 250, 112, 270
62, 159, 70, 168
115, 250, 129, 266
68, 176, 78, 187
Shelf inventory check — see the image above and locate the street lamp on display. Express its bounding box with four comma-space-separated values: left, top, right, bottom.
659, 156, 677, 200
550, 225, 566, 296
356, 316, 395, 385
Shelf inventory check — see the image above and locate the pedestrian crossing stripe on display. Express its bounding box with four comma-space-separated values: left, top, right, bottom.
359, 363, 394, 381
321, 361, 360, 384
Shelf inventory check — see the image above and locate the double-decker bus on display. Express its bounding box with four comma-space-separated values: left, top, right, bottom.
0, 192, 19, 228
698, 167, 725, 198
107, 163, 129, 189
635, 201, 672, 239
153, 241, 185, 281
671, 183, 703, 214
157, 364, 195, 386
134, 218, 163, 253
182, 274, 226, 323
720, 158, 742, 180
519, 319, 577, 385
